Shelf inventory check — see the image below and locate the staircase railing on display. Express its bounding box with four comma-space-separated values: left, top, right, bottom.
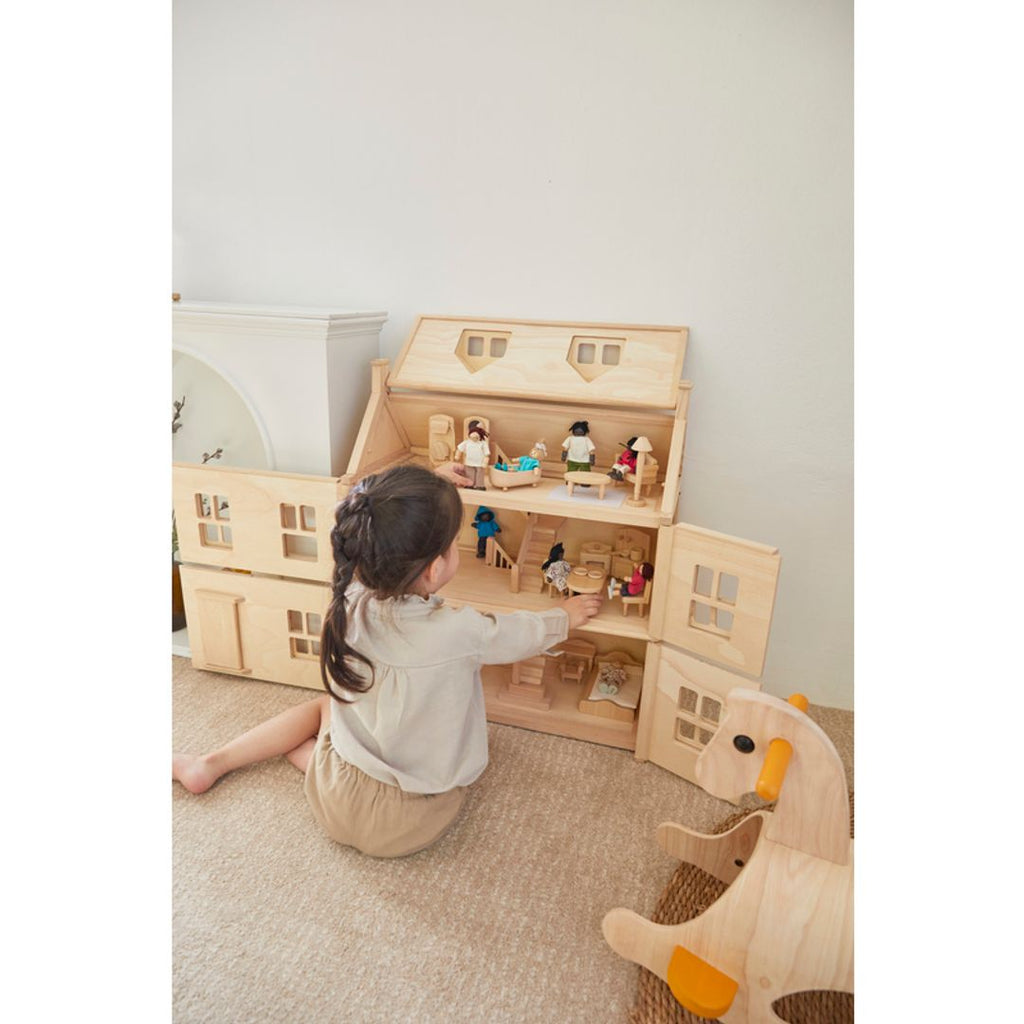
486, 536, 521, 592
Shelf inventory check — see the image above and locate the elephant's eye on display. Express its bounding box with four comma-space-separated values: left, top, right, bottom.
733, 735, 755, 754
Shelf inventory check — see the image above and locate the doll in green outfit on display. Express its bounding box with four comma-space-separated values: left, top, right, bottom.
560, 420, 596, 472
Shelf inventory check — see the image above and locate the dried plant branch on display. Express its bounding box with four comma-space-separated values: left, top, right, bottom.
172, 396, 186, 433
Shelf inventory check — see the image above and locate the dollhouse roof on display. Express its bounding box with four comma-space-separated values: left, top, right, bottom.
389, 315, 688, 410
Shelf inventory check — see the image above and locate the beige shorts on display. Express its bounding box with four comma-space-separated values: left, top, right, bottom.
303, 726, 468, 858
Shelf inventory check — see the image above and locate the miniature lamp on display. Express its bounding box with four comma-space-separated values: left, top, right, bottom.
625, 436, 653, 507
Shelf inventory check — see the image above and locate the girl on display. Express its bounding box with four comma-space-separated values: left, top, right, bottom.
173, 464, 602, 858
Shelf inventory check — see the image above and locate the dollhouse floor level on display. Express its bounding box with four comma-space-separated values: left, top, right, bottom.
408, 456, 669, 529
482, 665, 638, 751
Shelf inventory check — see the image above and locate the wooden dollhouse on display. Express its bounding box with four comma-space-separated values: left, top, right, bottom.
173, 315, 781, 790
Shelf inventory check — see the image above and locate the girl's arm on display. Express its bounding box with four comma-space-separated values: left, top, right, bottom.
475, 594, 602, 665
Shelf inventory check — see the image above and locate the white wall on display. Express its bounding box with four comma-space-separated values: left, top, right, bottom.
172, 0, 853, 708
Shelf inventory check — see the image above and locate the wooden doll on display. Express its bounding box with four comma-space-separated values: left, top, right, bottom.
515, 439, 547, 472
541, 542, 573, 594
607, 561, 654, 599
471, 507, 501, 559
561, 421, 596, 484
607, 437, 638, 481
456, 420, 490, 489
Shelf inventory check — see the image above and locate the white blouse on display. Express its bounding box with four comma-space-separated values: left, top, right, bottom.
328, 582, 568, 793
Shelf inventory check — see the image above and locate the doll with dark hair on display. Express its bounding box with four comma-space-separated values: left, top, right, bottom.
560, 420, 595, 473
542, 541, 572, 594
456, 420, 490, 489
607, 437, 638, 481
607, 561, 654, 599
472, 506, 501, 559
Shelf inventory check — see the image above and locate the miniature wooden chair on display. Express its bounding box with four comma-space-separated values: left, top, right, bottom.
602, 690, 853, 1022
618, 579, 651, 617
555, 638, 597, 681
617, 455, 659, 496
559, 657, 586, 685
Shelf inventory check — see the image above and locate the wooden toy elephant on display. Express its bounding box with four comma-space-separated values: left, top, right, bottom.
602, 690, 852, 1022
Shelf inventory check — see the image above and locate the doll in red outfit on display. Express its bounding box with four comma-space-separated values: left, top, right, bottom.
607, 561, 654, 599
607, 437, 639, 482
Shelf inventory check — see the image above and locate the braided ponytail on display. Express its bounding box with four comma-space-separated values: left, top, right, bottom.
319, 465, 463, 701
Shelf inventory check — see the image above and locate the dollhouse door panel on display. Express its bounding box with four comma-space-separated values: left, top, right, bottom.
635, 643, 760, 793
649, 523, 781, 678
192, 589, 246, 672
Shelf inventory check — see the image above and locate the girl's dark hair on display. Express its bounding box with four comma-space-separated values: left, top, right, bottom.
320, 464, 463, 701
638, 562, 655, 581
570, 420, 589, 433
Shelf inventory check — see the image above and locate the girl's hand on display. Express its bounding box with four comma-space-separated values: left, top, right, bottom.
435, 462, 472, 487
563, 593, 603, 629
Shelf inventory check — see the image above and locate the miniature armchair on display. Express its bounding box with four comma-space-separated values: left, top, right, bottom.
621, 455, 659, 497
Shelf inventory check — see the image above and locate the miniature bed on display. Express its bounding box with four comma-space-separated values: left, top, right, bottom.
488, 462, 543, 490
172, 314, 782, 794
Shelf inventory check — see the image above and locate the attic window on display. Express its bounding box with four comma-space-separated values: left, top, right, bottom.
567, 336, 625, 382
456, 330, 511, 373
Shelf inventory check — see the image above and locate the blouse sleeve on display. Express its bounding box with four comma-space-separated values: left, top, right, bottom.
475, 607, 569, 665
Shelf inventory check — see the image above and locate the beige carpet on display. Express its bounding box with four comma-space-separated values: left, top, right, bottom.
172, 657, 853, 1023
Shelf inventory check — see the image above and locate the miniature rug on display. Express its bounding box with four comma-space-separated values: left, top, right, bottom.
629, 796, 854, 1024
548, 483, 629, 509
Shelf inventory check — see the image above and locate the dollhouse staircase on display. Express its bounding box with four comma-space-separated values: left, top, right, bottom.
501, 654, 554, 710
517, 514, 565, 594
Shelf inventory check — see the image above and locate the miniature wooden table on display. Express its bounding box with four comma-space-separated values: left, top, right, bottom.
564, 470, 610, 499
566, 566, 607, 596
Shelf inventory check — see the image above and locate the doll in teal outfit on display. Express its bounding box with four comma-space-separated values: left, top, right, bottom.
472, 506, 501, 558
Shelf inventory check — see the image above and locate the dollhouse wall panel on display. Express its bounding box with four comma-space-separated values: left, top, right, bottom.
173, 463, 347, 583
650, 524, 781, 678
342, 360, 413, 481
390, 316, 687, 410
634, 643, 761, 794
181, 565, 329, 689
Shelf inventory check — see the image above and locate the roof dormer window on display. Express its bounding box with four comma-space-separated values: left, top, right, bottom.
456, 329, 511, 373
567, 336, 625, 381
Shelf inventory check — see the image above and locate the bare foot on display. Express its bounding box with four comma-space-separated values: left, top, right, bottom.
172, 753, 220, 794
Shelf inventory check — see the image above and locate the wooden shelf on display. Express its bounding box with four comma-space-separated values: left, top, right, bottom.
438, 554, 656, 643
481, 664, 638, 751
457, 473, 666, 528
